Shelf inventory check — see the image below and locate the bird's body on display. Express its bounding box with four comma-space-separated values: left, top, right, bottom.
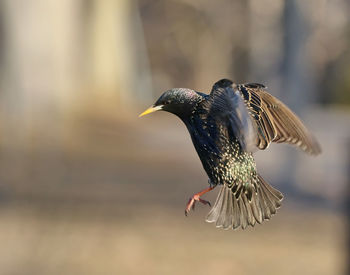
139, 79, 321, 230
182, 95, 257, 196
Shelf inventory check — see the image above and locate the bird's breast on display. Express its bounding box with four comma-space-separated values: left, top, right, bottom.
185, 118, 256, 185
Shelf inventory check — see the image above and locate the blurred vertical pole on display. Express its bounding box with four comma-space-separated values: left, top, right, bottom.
347, 139, 350, 275
0, 0, 83, 188
230, 0, 250, 82
248, 1, 283, 86
0, 0, 82, 148
87, 0, 152, 111
282, 0, 314, 111
280, 0, 315, 193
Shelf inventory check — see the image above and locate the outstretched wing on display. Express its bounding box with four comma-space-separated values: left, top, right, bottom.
237, 83, 321, 155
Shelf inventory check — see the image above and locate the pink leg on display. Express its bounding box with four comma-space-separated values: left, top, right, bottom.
185, 186, 216, 216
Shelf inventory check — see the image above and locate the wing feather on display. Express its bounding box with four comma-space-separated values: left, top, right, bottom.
238, 83, 321, 155
203, 81, 257, 152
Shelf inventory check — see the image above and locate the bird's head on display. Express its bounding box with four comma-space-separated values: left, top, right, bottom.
139, 88, 202, 119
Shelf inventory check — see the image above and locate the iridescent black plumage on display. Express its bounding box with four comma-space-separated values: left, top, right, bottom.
140, 79, 321, 230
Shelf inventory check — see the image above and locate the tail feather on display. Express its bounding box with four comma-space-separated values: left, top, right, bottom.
206, 174, 283, 230
232, 194, 240, 229
250, 191, 263, 224
242, 194, 255, 227
238, 197, 248, 229
206, 186, 225, 224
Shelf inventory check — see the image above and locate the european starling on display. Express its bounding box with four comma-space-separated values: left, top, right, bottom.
139, 79, 321, 230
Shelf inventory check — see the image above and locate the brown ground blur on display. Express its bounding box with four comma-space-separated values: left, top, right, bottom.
0, 204, 345, 275
0, 115, 347, 275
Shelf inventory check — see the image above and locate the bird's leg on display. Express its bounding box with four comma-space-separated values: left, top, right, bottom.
185, 186, 216, 216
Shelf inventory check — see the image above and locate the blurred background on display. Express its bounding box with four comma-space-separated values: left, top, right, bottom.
0, 0, 349, 274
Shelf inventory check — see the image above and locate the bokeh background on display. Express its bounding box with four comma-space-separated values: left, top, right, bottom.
0, 0, 349, 274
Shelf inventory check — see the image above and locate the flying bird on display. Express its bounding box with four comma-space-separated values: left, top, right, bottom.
139, 79, 321, 230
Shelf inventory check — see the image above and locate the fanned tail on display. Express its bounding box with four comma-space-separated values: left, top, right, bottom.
206, 175, 283, 230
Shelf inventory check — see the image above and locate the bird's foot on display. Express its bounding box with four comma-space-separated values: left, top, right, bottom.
184, 186, 215, 216
185, 195, 211, 216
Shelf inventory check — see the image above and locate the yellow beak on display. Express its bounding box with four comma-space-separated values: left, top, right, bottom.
138, 105, 163, 117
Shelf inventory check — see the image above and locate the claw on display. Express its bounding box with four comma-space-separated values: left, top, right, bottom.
198, 198, 211, 207
184, 186, 216, 216
184, 195, 212, 216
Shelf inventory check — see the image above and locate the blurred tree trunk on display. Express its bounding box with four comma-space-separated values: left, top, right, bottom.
0, 0, 84, 190
248, 0, 283, 86
0, 0, 153, 148
280, 0, 316, 193
230, 0, 250, 82
347, 139, 350, 275
0, 0, 82, 150
86, 0, 152, 110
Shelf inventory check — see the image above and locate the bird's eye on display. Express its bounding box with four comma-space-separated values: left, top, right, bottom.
165, 100, 170, 105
